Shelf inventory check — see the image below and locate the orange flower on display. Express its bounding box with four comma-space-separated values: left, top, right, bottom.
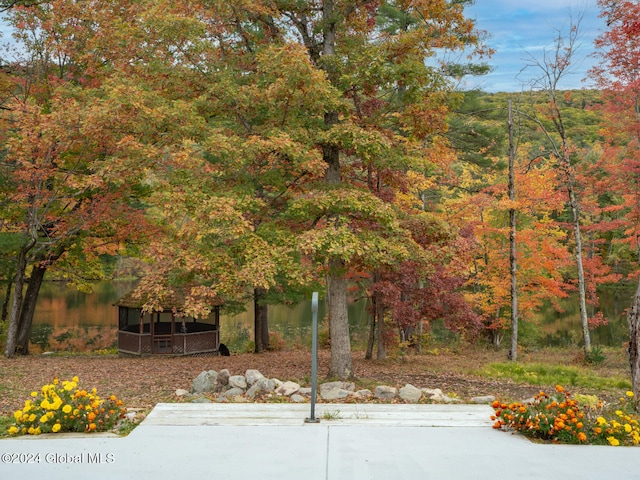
577, 432, 587, 442
555, 385, 564, 393
87, 412, 97, 422
88, 423, 96, 431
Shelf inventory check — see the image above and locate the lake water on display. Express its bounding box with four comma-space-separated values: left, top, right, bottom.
27, 281, 371, 352
24, 281, 635, 352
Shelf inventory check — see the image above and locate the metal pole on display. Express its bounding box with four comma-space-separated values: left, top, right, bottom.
305, 292, 320, 423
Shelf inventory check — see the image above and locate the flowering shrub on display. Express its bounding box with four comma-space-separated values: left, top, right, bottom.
491, 385, 640, 446
7, 376, 126, 436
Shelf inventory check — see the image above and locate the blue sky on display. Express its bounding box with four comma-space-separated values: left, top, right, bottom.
463, 1, 605, 92
1, 2, 604, 93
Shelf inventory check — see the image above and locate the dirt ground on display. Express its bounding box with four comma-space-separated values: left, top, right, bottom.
0, 346, 630, 416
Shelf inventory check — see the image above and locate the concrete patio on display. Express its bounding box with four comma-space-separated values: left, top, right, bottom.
1, 403, 637, 479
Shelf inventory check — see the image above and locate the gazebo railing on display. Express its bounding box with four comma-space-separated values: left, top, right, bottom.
118, 327, 218, 356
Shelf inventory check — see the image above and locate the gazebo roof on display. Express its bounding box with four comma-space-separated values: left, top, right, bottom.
115, 286, 223, 311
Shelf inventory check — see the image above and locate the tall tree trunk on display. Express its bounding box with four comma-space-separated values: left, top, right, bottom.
627, 275, 640, 404
327, 258, 352, 379
365, 290, 377, 360
16, 263, 47, 354
568, 181, 591, 355
508, 99, 519, 361
5, 240, 35, 358
1, 280, 12, 322
321, 0, 351, 379
365, 273, 378, 360
376, 300, 386, 361
253, 287, 269, 353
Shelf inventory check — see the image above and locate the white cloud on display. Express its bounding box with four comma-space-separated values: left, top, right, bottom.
464, 0, 604, 91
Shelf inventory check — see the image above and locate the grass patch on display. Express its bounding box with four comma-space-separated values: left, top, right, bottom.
480, 362, 631, 391
0, 415, 12, 438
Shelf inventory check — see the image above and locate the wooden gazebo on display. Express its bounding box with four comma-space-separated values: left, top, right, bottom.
116, 288, 223, 356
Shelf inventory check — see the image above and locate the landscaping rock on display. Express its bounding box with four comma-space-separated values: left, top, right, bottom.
374, 385, 397, 400
191, 370, 218, 394
229, 375, 248, 390
245, 383, 261, 400
190, 396, 212, 403
220, 387, 245, 398
245, 369, 265, 386
276, 381, 300, 396
471, 395, 496, 404
321, 388, 351, 401
353, 389, 373, 400
320, 381, 355, 395
189, 368, 492, 405
422, 388, 445, 401
399, 384, 423, 403
217, 369, 230, 387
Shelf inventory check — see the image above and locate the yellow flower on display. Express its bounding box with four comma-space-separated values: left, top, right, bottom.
625, 424, 632, 433
596, 417, 607, 426
627, 391, 635, 398
28, 414, 36, 423
39, 415, 49, 423
8, 426, 18, 435
51, 424, 61, 433
62, 405, 72, 414
13, 410, 23, 421
607, 436, 620, 446
72, 376, 79, 383
30, 391, 38, 397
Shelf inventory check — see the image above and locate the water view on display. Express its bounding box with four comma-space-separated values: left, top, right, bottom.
25, 281, 634, 353
28, 281, 370, 353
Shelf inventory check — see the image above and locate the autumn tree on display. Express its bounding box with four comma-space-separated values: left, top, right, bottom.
126, 0, 488, 378
1, 1, 488, 374
519, 13, 596, 355
1, 3, 165, 357
591, 0, 640, 400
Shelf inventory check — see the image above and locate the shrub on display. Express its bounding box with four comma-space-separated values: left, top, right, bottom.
7, 376, 126, 436
491, 385, 640, 446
